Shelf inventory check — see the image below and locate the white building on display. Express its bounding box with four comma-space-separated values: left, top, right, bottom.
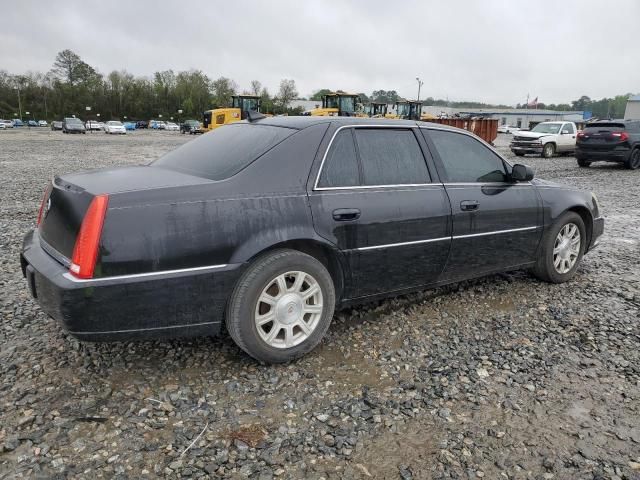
624, 95, 640, 120
458, 109, 585, 130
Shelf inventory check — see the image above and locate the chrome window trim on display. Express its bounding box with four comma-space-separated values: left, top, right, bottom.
352, 226, 540, 252
313, 124, 434, 191
39, 235, 71, 268
62, 263, 229, 284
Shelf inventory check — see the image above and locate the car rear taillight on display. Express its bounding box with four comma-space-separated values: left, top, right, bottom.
612, 131, 629, 142
36, 185, 52, 227
577, 132, 586, 139
69, 195, 109, 279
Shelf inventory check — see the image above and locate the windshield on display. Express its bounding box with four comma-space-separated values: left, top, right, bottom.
339, 96, 356, 113
324, 96, 339, 109
65, 118, 82, 124
108, 121, 122, 126
397, 104, 410, 116
531, 123, 562, 134
152, 123, 295, 180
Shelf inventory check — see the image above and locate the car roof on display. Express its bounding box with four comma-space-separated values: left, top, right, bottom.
255, 115, 455, 130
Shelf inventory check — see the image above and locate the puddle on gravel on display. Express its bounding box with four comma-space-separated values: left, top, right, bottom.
309, 344, 394, 392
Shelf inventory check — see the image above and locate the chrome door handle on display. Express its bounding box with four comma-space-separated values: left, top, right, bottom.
332, 208, 361, 221
460, 200, 479, 211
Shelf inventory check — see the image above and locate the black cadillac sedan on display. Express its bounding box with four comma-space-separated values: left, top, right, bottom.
21, 116, 604, 363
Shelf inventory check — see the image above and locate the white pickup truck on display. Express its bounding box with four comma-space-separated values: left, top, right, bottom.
510, 121, 578, 158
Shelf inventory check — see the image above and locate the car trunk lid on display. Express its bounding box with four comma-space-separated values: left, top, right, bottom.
578, 123, 628, 149
38, 165, 212, 260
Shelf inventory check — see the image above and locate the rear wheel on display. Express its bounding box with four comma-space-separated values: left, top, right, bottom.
624, 148, 640, 170
532, 211, 586, 283
226, 249, 336, 364
542, 143, 555, 158
514, 152, 525, 157
577, 159, 591, 168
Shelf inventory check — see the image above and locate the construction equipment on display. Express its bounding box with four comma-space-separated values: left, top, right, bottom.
309, 91, 364, 117
202, 95, 261, 131
395, 100, 424, 120
368, 102, 390, 118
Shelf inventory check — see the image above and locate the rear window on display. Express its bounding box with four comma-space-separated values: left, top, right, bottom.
584, 122, 626, 131
152, 123, 295, 180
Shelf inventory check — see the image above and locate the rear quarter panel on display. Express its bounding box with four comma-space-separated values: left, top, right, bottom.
98, 123, 331, 277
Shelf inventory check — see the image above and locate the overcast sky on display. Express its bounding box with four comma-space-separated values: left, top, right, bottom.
2, 0, 639, 105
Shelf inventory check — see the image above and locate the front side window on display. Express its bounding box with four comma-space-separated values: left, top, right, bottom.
317, 130, 359, 188
354, 129, 430, 185
427, 129, 508, 183
562, 123, 575, 134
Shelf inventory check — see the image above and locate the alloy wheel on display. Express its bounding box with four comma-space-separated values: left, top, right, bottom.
254, 271, 324, 349
553, 223, 581, 274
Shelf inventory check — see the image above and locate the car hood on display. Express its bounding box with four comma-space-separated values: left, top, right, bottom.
514, 131, 550, 139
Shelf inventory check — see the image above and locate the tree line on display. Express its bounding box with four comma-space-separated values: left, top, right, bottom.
0, 50, 301, 121
0, 49, 636, 121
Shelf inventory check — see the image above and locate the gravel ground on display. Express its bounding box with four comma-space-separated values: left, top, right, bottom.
1, 128, 639, 480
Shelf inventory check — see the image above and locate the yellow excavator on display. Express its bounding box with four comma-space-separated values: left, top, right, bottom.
392, 100, 437, 121
309, 91, 366, 117
203, 95, 261, 131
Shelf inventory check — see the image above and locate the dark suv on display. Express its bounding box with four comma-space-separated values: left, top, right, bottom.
576, 120, 640, 169
181, 119, 203, 134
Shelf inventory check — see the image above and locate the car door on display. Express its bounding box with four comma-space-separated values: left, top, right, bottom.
422, 127, 542, 281
308, 126, 452, 299
558, 122, 576, 152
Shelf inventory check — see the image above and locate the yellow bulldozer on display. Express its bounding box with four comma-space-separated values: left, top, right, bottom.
392, 100, 437, 121
202, 95, 261, 131
309, 91, 367, 117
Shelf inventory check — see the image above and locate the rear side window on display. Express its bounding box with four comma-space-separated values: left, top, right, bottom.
152, 124, 294, 180
317, 130, 359, 188
584, 123, 626, 132
354, 129, 430, 185
427, 129, 508, 183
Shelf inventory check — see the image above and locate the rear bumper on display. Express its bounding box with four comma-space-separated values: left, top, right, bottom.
20, 230, 243, 342
575, 148, 630, 162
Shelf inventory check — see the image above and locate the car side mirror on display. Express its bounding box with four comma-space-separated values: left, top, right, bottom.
511, 164, 534, 182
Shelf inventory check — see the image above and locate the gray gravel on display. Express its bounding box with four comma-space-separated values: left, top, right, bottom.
1, 128, 639, 479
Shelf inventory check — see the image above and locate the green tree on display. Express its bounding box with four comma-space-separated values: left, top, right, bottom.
276, 79, 298, 111
211, 77, 237, 107
311, 88, 332, 101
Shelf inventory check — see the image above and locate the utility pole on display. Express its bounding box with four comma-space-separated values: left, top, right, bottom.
16, 86, 23, 120
416, 77, 424, 102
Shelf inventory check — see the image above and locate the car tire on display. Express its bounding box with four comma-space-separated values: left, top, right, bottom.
226, 249, 336, 364
532, 211, 586, 284
514, 152, 525, 157
624, 148, 640, 170
577, 159, 591, 168
542, 143, 555, 158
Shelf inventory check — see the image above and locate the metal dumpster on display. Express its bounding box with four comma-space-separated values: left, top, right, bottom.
424, 118, 499, 144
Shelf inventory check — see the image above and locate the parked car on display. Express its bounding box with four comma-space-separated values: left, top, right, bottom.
497, 125, 518, 134
165, 122, 180, 131
180, 119, 203, 134
104, 120, 127, 135
21, 117, 604, 363
575, 120, 640, 169
51, 121, 63, 131
13, 119, 24, 127
136, 120, 148, 129
0, 122, 6, 130
38, 120, 48, 127
27, 120, 38, 127
62, 117, 86, 134
510, 121, 577, 158
150, 120, 166, 130
123, 121, 137, 131
0, 119, 13, 128
85, 120, 103, 131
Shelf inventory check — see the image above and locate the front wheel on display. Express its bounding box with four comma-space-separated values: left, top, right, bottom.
542, 143, 556, 158
624, 148, 640, 170
226, 249, 336, 364
532, 212, 586, 283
